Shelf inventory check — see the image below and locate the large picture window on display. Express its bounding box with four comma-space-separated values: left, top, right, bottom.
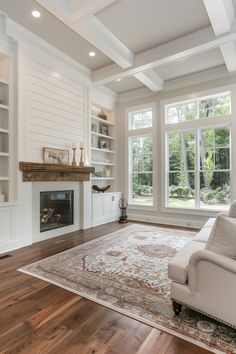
127, 106, 154, 206
165, 92, 231, 210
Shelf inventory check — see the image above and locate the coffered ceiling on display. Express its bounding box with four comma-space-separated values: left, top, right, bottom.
0, 0, 236, 95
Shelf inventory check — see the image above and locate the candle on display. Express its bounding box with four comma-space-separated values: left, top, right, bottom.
0, 193, 5, 203
72, 143, 76, 149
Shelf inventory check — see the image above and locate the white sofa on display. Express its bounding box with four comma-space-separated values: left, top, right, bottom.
168, 216, 236, 328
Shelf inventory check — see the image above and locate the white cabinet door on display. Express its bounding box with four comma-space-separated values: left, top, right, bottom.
92, 193, 121, 226
92, 196, 104, 226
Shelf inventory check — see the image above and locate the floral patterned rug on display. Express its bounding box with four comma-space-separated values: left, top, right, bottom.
19, 224, 236, 354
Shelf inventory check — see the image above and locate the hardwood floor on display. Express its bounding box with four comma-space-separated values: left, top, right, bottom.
0, 222, 210, 354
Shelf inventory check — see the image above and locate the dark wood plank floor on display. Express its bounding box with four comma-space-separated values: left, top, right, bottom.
0, 222, 210, 354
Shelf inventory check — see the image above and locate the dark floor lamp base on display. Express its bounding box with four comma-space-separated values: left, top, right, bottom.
118, 219, 128, 224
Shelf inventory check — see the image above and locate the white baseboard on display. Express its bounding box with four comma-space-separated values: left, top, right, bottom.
128, 213, 203, 229
92, 214, 119, 227
0, 237, 32, 254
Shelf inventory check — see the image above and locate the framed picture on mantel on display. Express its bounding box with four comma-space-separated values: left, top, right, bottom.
43, 147, 69, 165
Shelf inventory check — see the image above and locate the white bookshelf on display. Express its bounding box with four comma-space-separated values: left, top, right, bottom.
90, 104, 117, 193
0, 54, 12, 203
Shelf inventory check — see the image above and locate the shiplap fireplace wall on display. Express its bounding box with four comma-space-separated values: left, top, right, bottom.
0, 16, 99, 253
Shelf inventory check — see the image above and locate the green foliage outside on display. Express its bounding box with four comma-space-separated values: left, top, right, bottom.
131, 95, 231, 208
167, 95, 230, 207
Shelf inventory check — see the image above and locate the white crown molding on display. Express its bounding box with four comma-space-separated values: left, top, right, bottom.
164, 65, 229, 91
118, 66, 229, 103
91, 85, 118, 109
5, 15, 91, 83
118, 87, 156, 104
134, 69, 163, 92
93, 26, 236, 85
203, 0, 236, 73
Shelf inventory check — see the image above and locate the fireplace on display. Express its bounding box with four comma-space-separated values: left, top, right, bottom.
40, 190, 74, 232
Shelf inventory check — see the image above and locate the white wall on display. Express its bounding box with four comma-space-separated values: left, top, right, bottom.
0, 16, 116, 253
117, 75, 236, 228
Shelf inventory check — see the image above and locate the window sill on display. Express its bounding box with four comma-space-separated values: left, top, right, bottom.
128, 204, 156, 212
161, 206, 228, 217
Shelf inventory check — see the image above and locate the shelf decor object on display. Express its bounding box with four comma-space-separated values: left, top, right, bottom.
0, 191, 5, 203
72, 143, 77, 167
43, 147, 69, 164
97, 110, 107, 120
92, 185, 111, 193
79, 143, 84, 167
118, 194, 128, 224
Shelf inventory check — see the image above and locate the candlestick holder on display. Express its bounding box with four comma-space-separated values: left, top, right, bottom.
79, 147, 84, 167
72, 147, 77, 167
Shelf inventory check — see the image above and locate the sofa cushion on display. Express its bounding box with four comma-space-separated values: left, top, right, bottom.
206, 214, 236, 259
203, 218, 216, 228
168, 241, 205, 284
229, 200, 236, 218
194, 227, 211, 243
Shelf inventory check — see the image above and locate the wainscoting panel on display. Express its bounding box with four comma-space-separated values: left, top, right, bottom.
0, 207, 13, 241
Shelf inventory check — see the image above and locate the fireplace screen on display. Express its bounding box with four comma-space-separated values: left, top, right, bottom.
40, 190, 74, 232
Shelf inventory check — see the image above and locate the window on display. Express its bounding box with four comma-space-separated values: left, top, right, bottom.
165, 92, 231, 211
129, 109, 152, 130
127, 106, 154, 206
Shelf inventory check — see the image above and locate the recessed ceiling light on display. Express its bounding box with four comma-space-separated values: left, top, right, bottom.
32, 10, 41, 18
116, 78, 122, 82
89, 51, 96, 57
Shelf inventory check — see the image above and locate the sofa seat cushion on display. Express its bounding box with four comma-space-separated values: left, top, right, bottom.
229, 201, 236, 218
206, 214, 236, 259
204, 218, 216, 228
193, 227, 211, 243
168, 241, 205, 284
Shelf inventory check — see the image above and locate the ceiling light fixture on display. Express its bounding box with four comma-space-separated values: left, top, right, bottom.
116, 78, 122, 82
32, 10, 41, 18
89, 51, 96, 57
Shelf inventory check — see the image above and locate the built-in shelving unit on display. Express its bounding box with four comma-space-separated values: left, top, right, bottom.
0, 54, 12, 203
90, 104, 116, 193
90, 104, 121, 226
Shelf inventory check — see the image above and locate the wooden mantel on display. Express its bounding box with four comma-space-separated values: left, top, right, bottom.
19, 162, 95, 182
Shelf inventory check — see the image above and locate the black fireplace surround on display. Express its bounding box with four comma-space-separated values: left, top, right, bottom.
40, 190, 74, 232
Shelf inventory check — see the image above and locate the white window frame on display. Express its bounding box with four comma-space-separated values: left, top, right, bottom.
125, 103, 157, 210
161, 85, 236, 216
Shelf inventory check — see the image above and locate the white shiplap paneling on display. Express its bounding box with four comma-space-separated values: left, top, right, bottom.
24, 57, 85, 162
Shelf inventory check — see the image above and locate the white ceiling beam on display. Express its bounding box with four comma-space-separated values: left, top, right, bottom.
92, 26, 236, 85
73, 16, 134, 68
203, 0, 236, 73
35, 0, 134, 69
134, 70, 163, 92
220, 41, 236, 72
35, 0, 71, 23
202, 0, 234, 35
70, 0, 117, 23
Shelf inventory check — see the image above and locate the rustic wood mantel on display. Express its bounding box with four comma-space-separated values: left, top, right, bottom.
19, 162, 95, 182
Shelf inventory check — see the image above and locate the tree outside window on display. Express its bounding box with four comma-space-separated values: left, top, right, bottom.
166, 92, 231, 210
128, 106, 154, 206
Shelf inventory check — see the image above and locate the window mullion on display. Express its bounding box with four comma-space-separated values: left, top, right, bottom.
195, 128, 200, 208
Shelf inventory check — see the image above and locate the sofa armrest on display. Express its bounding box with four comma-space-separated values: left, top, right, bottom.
188, 250, 236, 292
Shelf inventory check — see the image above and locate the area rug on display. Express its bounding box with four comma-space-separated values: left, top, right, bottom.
19, 224, 236, 354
